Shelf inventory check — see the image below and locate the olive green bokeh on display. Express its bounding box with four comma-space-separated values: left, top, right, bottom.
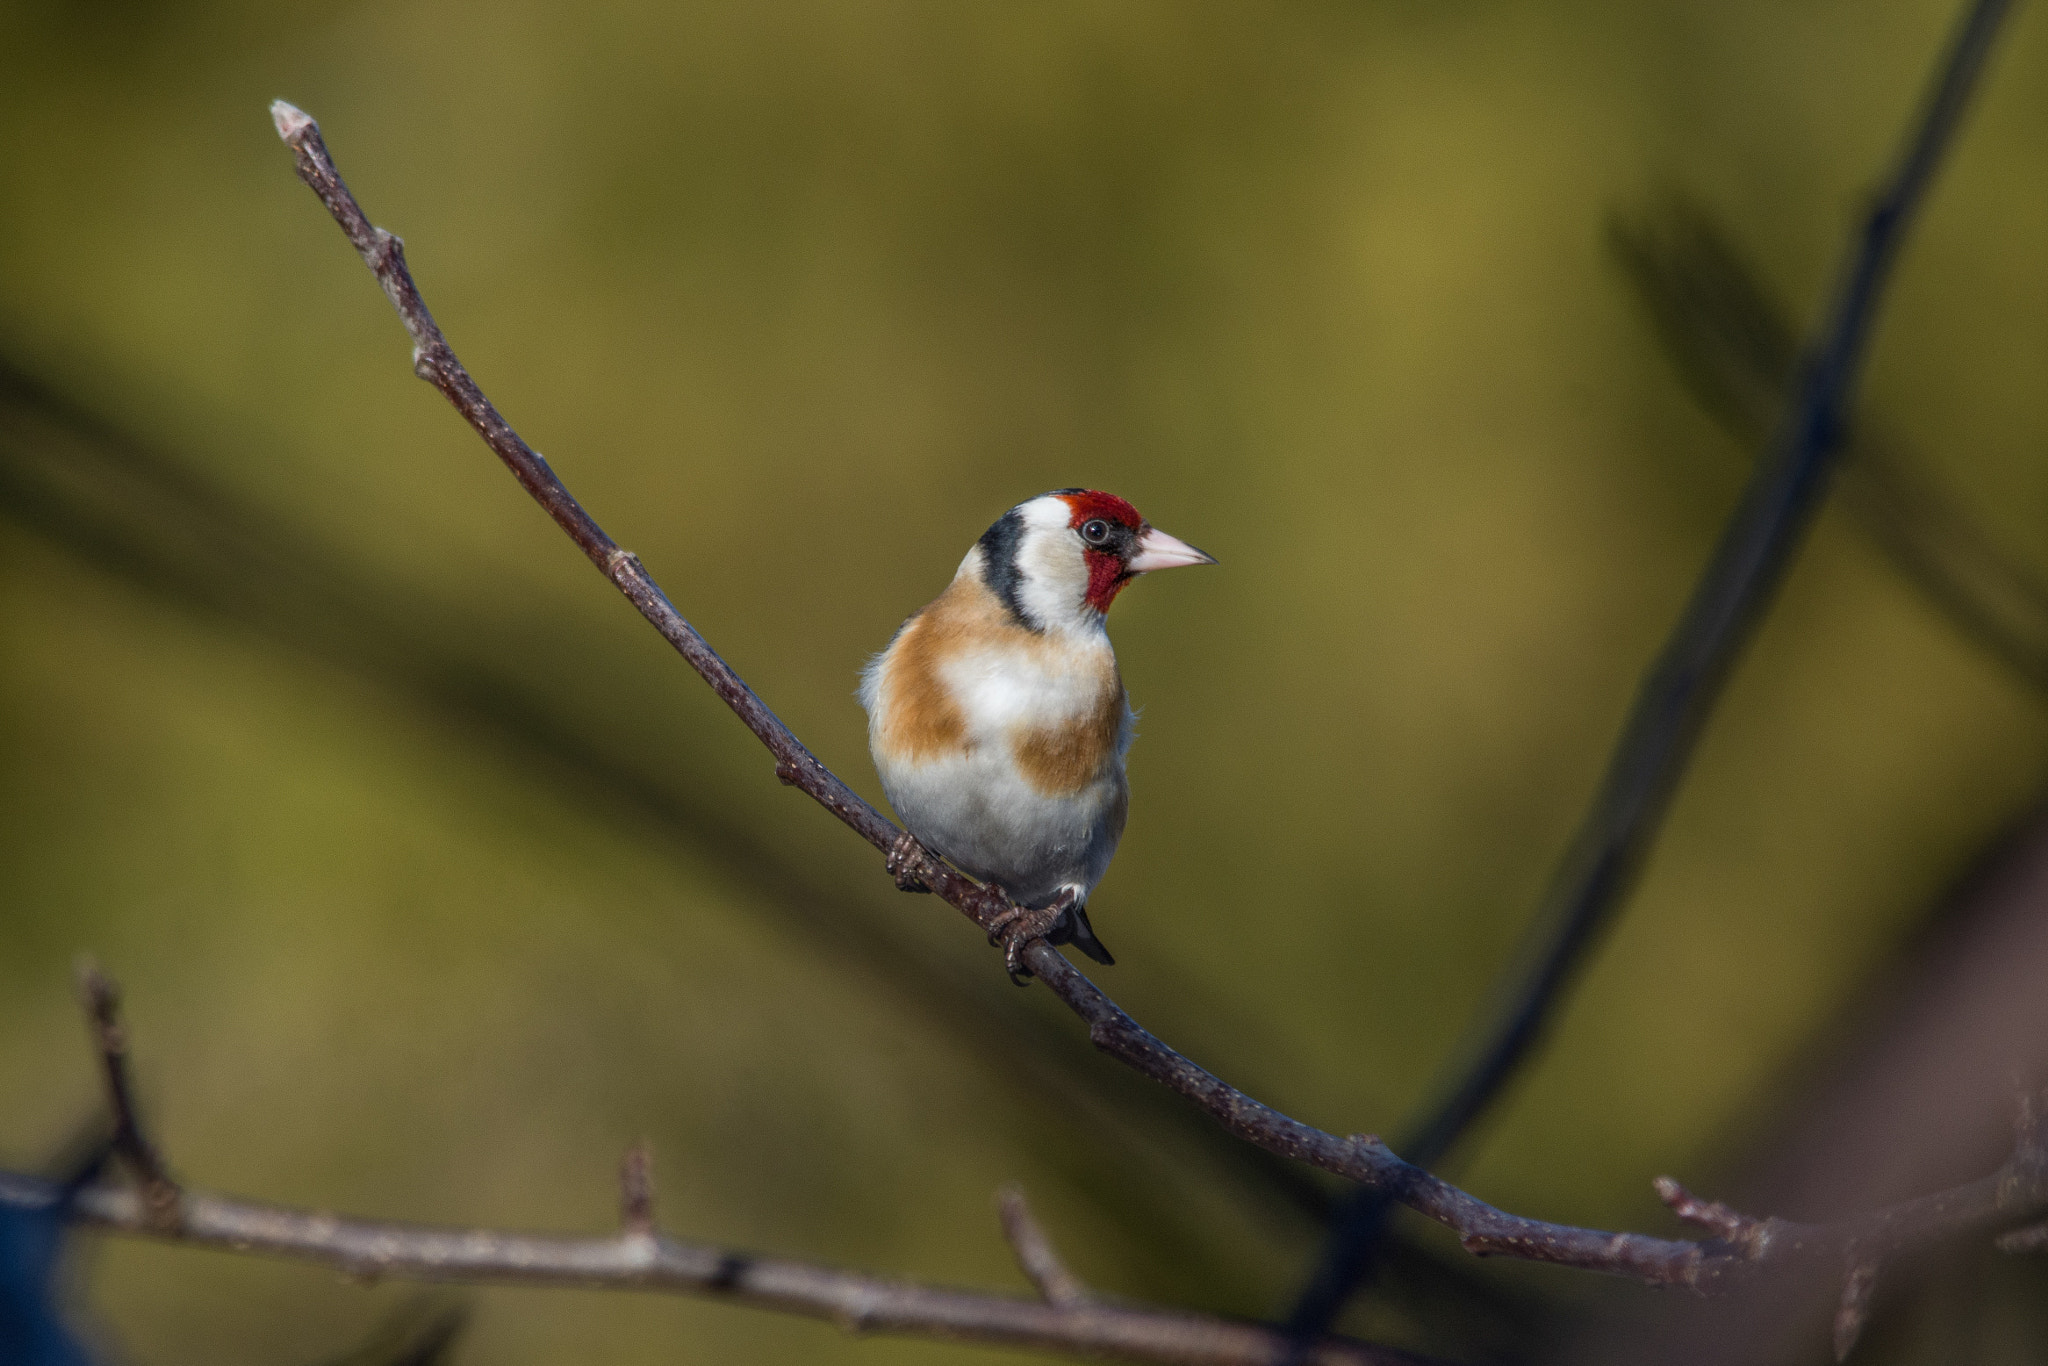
3, 1, 2047, 1361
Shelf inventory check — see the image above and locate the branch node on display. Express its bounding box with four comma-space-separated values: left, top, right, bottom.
1654, 1177, 1766, 1255
774, 760, 802, 787
996, 1183, 1089, 1309
620, 1139, 657, 1238
1833, 1256, 1880, 1361
75, 958, 181, 1231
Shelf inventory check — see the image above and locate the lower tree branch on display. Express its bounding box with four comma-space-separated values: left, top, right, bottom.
14, 974, 2048, 1364
0, 1170, 1426, 1366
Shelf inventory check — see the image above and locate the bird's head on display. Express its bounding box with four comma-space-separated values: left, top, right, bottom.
970, 489, 1215, 634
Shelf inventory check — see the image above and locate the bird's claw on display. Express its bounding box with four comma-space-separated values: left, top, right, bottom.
987, 889, 1079, 983
886, 832, 932, 893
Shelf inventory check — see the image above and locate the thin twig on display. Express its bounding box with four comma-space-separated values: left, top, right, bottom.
997, 1184, 1091, 1309
0, 1169, 1430, 1366
1994, 1220, 2048, 1253
1832, 1256, 1880, 1361
1281, 0, 2017, 1346
75, 959, 180, 1230
1653, 1177, 1768, 1255
619, 1140, 656, 1239
266, 88, 2048, 1292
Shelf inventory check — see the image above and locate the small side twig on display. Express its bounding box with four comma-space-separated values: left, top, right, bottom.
75, 959, 179, 1230
619, 1140, 657, 1239
1994, 1220, 2048, 1253
1832, 1254, 1880, 1361
0, 1165, 1433, 1366
997, 1184, 1091, 1309
1653, 1176, 1773, 1256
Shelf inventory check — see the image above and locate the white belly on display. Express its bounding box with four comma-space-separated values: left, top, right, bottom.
876, 747, 1126, 907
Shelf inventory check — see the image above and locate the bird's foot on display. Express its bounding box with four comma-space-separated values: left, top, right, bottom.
987, 889, 1079, 983
886, 831, 932, 893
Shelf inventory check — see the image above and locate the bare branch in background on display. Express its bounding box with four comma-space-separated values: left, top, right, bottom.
1, 1168, 1431, 1366
998, 1185, 1092, 1310
11, 972, 2048, 1362
1572, 796, 2048, 1362
1611, 199, 2048, 695
2, 980, 1434, 1366
1281, 0, 2017, 1347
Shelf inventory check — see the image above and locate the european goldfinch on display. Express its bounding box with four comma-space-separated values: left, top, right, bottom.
862, 489, 1214, 975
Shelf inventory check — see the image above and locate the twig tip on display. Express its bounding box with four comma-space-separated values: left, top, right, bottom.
1833, 1260, 1879, 1360
620, 1139, 656, 1236
270, 100, 316, 143
74, 958, 126, 1044
1996, 1218, 2048, 1254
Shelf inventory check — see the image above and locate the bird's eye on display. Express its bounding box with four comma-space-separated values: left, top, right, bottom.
1081, 519, 1112, 546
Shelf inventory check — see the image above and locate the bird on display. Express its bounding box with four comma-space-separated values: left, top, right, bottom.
861, 489, 1215, 977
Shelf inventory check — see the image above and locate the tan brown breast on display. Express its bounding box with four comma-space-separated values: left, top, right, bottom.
876, 613, 969, 764
1010, 673, 1126, 797
877, 570, 1037, 763
879, 571, 1125, 795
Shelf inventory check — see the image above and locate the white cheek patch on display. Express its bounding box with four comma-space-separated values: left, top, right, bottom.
1012, 495, 1092, 632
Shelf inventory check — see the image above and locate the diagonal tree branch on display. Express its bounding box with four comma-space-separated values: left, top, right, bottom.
0, 350, 1341, 1275
269, 97, 995, 933
1281, 0, 2018, 1347
262, 85, 2048, 1308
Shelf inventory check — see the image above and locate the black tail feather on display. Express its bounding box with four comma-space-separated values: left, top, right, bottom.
1058, 903, 1115, 966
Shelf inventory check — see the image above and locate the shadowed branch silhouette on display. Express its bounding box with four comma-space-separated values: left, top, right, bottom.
1277, 0, 2017, 1351
1612, 198, 2048, 696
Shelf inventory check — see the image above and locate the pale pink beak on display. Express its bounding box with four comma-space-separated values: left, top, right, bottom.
1127, 526, 1217, 574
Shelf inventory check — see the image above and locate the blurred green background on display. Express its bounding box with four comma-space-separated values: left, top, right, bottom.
1, 1, 2046, 1361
